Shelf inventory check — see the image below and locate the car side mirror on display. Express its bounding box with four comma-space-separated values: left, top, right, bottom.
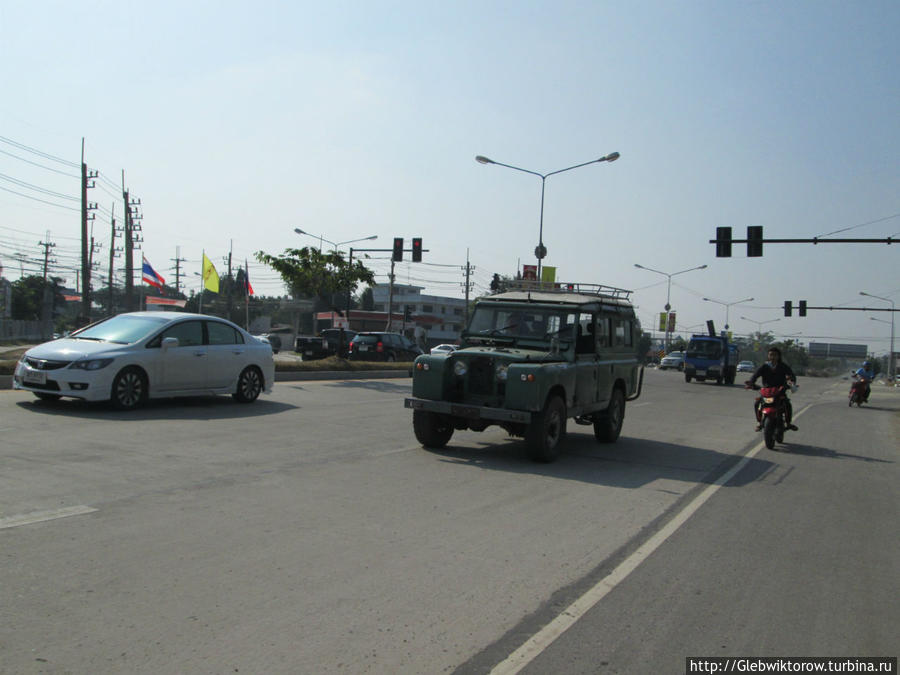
162, 337, 179, 349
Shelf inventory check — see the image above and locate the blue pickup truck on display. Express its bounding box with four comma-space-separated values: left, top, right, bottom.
684, 332, 739, 385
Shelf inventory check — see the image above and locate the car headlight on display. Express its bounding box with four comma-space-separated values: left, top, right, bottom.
496, 364, 508, 381
70, 358, 114, 371
453, 361, 468, 376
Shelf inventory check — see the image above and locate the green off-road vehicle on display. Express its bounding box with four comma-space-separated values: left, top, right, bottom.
404, 282, 644, 462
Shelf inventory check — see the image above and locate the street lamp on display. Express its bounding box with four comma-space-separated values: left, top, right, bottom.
702, 296, 753, 332
476, 152, 620, 279
294, 228, 377, 252
740, 315, 781, 334
862, 291, 895, 379
634, 263, 707, 351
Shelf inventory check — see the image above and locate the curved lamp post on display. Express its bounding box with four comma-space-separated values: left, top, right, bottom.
861, 291, 895, 380
740, 315, 781, 333
702, 296, 753, 332
475, 152, 620, 279
634, 263, 707, 350
294, 228, 377, 252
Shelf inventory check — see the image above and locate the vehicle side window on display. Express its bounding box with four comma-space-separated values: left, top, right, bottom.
208, 321, 241, 345
595, 315, 610, 348
160, 320, 203, 347
613, 319, 627, 347
576, 313, 595, 354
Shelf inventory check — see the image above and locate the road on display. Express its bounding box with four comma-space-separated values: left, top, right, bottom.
0, 370, 897, 674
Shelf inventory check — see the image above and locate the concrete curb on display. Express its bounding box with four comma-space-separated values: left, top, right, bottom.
0, 370, 410, 391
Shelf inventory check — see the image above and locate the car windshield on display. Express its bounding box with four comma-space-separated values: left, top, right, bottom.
465, 306, 574, 344
70, 314, 171, 344
686, 339, 722, 358
665, 352, 683, 359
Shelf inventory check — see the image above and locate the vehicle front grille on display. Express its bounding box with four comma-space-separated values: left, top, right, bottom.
24, 357, 71, 370
467, 357, 494, 396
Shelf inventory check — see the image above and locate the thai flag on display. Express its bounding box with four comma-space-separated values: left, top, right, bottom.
142, 255, 166, 289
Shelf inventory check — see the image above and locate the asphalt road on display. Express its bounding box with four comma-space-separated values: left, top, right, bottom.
1, 370, 897, 674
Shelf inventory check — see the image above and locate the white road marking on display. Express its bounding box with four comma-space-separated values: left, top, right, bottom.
0, 505, 98, 530
490, 404, 811, 675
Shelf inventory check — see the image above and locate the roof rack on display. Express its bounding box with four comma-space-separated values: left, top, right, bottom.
504, 280, 633, 300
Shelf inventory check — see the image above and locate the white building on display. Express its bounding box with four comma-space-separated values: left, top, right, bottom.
371, 283, 468, 346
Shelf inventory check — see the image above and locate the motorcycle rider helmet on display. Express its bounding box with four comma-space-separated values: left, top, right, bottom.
863, 361, 871, 368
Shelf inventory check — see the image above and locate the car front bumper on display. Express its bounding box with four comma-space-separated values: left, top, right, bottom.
404, 397, 532, 424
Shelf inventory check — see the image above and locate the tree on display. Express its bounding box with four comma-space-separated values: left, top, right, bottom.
10, 275, 64, 321
255, 247, 375, 302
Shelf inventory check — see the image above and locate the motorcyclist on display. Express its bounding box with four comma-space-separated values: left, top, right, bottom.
746, 346, 798, 432
852, 361, 875, 402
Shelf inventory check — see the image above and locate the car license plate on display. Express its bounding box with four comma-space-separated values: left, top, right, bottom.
695, 369, 706, 376
358, 345, 368, 352
23, 368, 47, 385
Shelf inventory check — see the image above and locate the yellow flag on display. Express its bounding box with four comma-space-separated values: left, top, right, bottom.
202, 253, 219, 293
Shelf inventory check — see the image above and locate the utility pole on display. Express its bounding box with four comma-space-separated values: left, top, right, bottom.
39, 234, 56, 281
122, 172, 143, 311
171, 246, 187, 294
462, 249, 474, 326
80, 139, 98, 324
387, 259, 396, 331
39, 234, 57, 335
108, 203, 122, 315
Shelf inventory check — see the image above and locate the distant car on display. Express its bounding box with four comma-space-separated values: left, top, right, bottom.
737, 360, 756, 373
13, 311, 274, 409
659, 351, 685, 370
429, 344, 458, 355
296, 329, 357, 360
347, 332, 423, 362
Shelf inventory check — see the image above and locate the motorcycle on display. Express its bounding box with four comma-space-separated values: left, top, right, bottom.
746, 381, 795, 450
849, 376, 869, 407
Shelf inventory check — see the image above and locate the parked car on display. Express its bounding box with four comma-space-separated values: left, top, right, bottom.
13, 311, 275, 409
296, 329, 357, 360
429, 344, 458, 355
659, 351, 685, 370
347, 332, 423, 362
737, 360, 756, 373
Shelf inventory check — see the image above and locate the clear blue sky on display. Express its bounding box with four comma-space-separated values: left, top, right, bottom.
1, 1, 897, 354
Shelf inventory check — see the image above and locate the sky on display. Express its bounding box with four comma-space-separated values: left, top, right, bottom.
1, 0, 898, 355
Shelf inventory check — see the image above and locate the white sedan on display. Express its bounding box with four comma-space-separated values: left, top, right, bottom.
13, 312, 275, 410
429, 344, 458, 355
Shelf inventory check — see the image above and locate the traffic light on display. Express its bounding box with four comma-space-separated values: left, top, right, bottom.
392, 237, 404, 262
747, 226, 763, 257
715, 227, 732, 257
799, 300, 807, 317
404, 305, 412, 321
411, 237, 422, 262
784, 301, 793, 317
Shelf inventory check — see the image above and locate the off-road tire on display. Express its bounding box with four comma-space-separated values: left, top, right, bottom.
594, 388, 626, 444
413, 410, 454, 448
526, 395, 566, 462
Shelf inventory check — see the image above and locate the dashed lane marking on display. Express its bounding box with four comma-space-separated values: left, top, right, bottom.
0, 505, 98, 530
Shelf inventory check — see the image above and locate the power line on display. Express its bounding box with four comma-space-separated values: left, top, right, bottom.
0, 135, 79, 168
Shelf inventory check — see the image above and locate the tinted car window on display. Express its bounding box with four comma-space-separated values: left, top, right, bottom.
160, 320, 204, 347
354, 335, 380, 345
208, 321, 242, 345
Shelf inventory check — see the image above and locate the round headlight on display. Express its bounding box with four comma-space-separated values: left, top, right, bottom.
453, 361, 468, 376
496, 364, 508, 381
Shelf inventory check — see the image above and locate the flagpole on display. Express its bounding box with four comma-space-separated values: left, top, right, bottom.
244, 259, 250, 330
199, 250, 204, 314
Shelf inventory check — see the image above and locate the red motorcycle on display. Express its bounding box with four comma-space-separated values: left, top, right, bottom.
849, 376, 869, 407
746, 382, 791, 449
